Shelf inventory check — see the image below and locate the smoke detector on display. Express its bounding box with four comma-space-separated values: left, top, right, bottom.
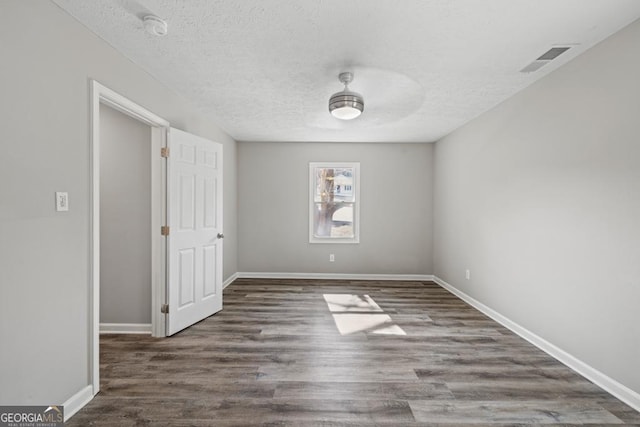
143, 15, 168, 37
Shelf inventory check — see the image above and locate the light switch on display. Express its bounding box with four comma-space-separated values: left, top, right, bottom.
55, 192, 69, 212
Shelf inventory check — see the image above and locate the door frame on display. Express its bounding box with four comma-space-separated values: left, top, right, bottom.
89, 80, 169, 395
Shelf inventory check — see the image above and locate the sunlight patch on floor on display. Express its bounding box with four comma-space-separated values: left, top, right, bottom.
323, 294, 383, 312
323, 294, 406, 336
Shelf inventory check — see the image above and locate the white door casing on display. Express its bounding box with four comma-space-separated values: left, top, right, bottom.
167, 127, 223, 335
90, 81, 170, 397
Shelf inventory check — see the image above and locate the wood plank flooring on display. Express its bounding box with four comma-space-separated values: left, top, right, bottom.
68, 279, 640, 426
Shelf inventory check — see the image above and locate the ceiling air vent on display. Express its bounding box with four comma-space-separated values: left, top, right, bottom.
520, 46, 571, 73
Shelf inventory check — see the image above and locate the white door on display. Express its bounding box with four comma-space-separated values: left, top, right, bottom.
166, 127, 223, 335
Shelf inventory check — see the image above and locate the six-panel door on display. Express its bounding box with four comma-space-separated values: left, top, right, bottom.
167, 127, 223, 335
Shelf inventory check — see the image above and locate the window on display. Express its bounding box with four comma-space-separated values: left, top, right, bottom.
309, 162, 360, 243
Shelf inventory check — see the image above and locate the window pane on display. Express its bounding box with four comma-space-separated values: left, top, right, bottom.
313, 202, 354, 238
314, 167, 355, 203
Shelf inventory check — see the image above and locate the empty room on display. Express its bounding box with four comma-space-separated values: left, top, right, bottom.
1, 0, 639, 425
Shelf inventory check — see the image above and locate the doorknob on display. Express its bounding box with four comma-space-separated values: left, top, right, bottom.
217, 233, 224, 239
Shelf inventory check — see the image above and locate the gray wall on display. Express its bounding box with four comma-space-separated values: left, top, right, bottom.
433, 19, 640, 394
238, 142, 433, 274
0, 1, 237, 405
100, 106, 151, 325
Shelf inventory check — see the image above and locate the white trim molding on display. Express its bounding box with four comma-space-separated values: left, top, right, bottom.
223, 272, 239, 289
99, 323, 152, 334
63, 385, 93, 422
237, 272, 434, 282
433, 275, 640, 413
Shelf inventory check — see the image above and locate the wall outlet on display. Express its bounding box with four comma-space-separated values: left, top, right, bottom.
329, 254, 335, 262
465, 269, 471, 280
55, 192, 69, 212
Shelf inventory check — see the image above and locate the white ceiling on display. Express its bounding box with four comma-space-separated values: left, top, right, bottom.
53, 0, 640, 143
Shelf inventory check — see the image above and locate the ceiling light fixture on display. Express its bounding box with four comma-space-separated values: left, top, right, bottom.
143, 15, 168, 37
329, 72, 364, 120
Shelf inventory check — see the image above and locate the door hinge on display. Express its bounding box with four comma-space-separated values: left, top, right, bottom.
161, 147, 170, 158
161, 304, 169, 314
161, 226, 170, 236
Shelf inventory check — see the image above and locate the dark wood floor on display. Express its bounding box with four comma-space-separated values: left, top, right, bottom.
68, 279, 640, 426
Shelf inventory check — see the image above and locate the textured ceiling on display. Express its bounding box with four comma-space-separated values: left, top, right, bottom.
53, 0, 640, 143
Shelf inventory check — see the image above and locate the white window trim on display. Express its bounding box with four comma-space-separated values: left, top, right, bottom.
309, 162, 360, 244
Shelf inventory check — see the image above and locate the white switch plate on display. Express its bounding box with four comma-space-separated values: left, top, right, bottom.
329, 254, 335, 262
55, 192, 69, 211
465, 269, 471, 280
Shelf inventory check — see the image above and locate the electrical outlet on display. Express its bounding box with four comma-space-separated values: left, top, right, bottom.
329, 254, 335, 262
465, 269, 470, 280
55, 192, 69, 212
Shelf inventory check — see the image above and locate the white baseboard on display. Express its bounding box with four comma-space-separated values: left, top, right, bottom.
236, 272, 434, 282
63, 385, 93, 422
223, 272, 239, 289
99, 323, 152, 334
433, 275, 640, 413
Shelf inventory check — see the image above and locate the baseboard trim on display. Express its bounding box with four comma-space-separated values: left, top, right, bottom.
223, 272, 239, 289
63, 385, 93, 422
99, 323, 152, 334
236, 272, 434, 282
433, 275, 640, 412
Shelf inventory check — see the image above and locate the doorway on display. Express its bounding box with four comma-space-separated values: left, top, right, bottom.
89, 81, 225, 398
90, 81, 169, 395
99, 105, 153, 333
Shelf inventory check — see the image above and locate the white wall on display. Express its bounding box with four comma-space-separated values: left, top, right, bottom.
0, 0, 237, 405
100, 106, 151, 325
238, 142, 433, 275
433, 19, 640, 395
